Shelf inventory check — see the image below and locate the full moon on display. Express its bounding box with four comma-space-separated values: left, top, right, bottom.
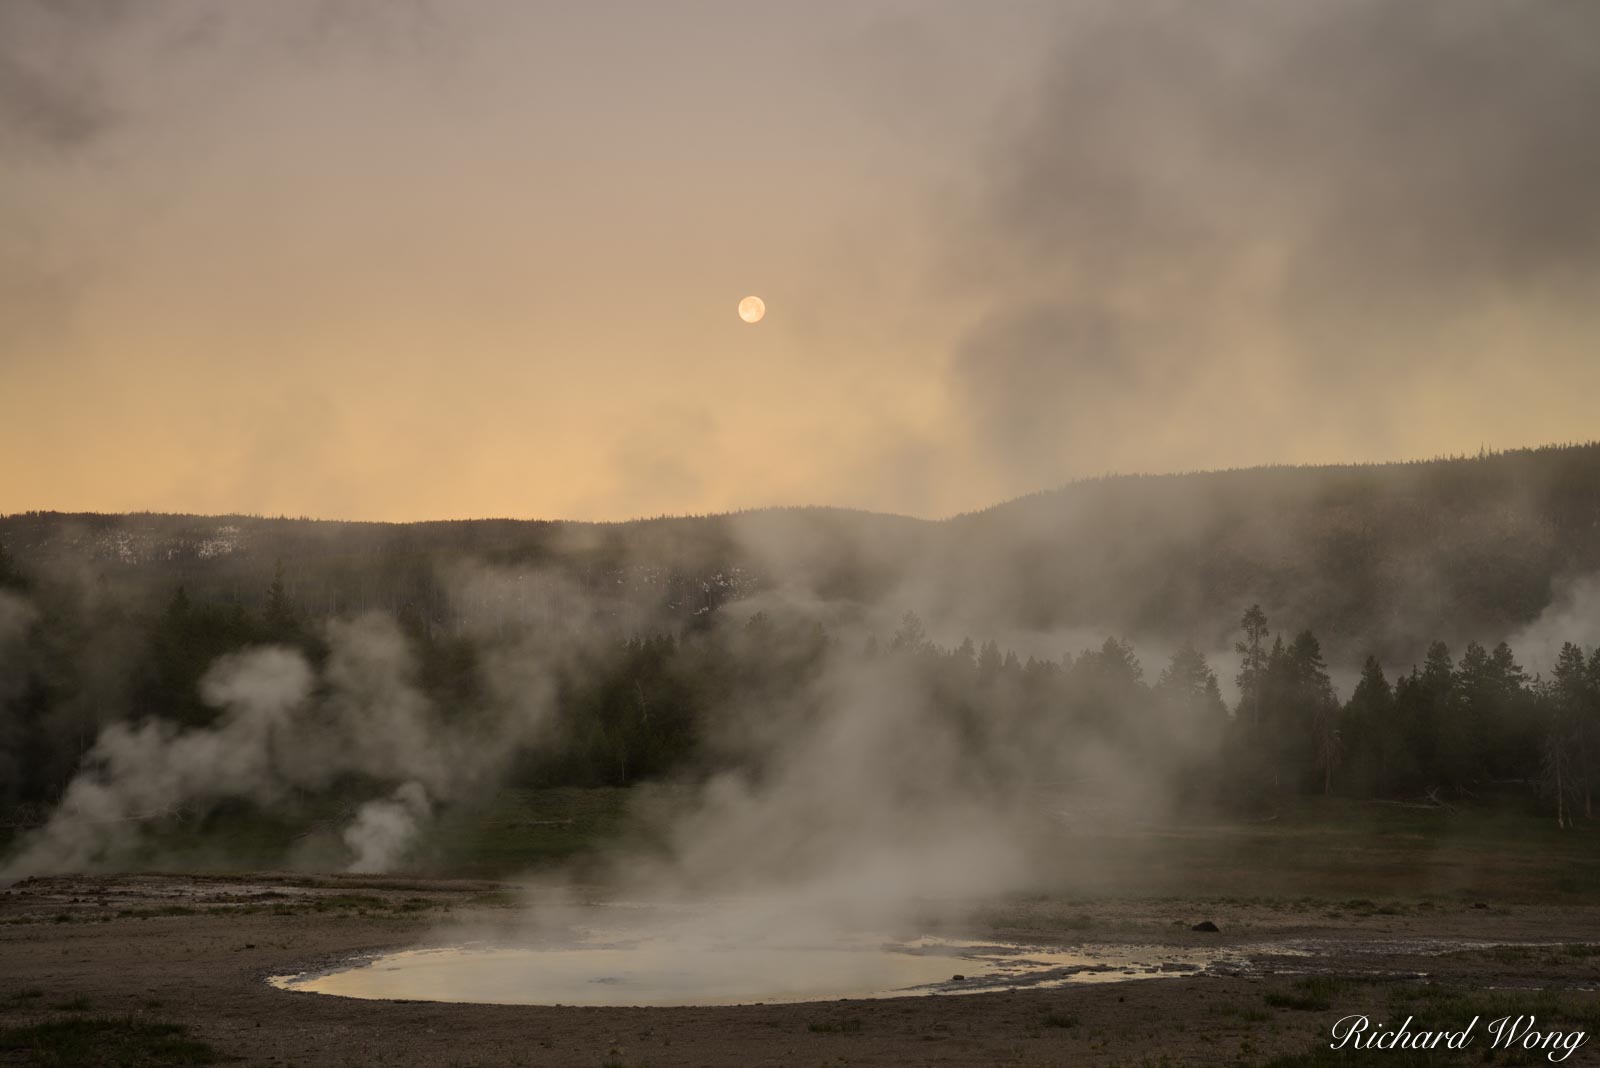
738, 295, 766, 324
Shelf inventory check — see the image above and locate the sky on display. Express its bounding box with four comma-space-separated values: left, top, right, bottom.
3, 0, 1599, 522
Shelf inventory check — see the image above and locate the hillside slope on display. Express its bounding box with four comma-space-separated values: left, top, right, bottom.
4, 443, 1598, 662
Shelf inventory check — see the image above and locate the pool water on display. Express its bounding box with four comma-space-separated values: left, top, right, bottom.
271, 934, 1246, 1007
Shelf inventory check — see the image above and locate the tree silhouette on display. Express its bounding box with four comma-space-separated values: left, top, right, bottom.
1235, 605, 1269, 740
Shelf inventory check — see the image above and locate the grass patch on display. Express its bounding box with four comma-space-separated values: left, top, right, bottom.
0, 1016, 220, 1066
1340, 898, 1408, 917
1262, 1046, 1454, 1067
117, 907, 199, 920
50, 998, 91, 1013
807, 1018, 862, 1034
1262, 985, 1600, 1066
34, 787, 1600, 893
1480, 944, 1536, 962
1264, 976, 1354, 1012
1388, 983, 1600, 1032
1040, 1011, 1080, 1029
467, 890, 520, 908
1209, 1003, 1272, 1022
1070, 793, 1600, 903
310, 894, 387, 911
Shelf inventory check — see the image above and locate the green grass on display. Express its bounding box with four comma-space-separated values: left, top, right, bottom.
1262, 1046, 1455, 1067
117, 907, 198, 919
1040, 1010, 1080, 1029
106, 787, 641, 877
807, 1018, 863, 1034
1264, 976, 1356, 1012
1209, 1003, 1272, 1023
0, 990, 45, 1015
1262, 986, 1600, 1067
1044, 792, 1600, 902
0, 1016, 220, 1066
1388, 983, 1600, 1033
13, 787, 1598, 894
417, 787, 641, 875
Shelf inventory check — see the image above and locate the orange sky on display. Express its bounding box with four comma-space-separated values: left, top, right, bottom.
4, 2, 1598, 521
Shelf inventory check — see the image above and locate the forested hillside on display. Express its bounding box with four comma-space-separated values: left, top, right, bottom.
937, 442, 1600, 659
3, 444, 1599, 835
4, 443, 1598, 660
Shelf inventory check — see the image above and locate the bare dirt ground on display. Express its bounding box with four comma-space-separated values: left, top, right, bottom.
3, 874, 1598, 1067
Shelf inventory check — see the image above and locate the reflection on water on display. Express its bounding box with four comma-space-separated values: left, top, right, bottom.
271, 934, 1251, 1007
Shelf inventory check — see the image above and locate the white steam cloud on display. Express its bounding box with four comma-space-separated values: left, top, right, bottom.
0, 565, 608, 880
344, 781, 432, 875
2, 647, 313, 877
1506, 572, 1600, 679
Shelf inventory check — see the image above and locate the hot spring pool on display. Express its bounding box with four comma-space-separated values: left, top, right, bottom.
270, 935, 1249, 1007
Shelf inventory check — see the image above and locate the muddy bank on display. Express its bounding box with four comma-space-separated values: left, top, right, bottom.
3, 874, 1598, 1066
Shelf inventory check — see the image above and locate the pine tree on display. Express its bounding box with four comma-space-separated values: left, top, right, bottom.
977, 640, 1003, 682
1342, 656, 1398, 795
1096, 637, 1143, 687
264, 558, 292, 631
954, 637, 976, 668
1234, 605, 1270, 740
1552, 643, 1595, 820
1546, 643, 1590, 828
0, 538, 21, 590
1482, 642, 1534, 783
1287, 631, 1340, 795
1589, 647, 1600, 818
1280, 626, 1344, 793
1413, 641, 1456, 792
1156, 643, 1227, 723
891, 610, 928, 653
1259, 635, 1290, 790
1445, 641, 1495, 794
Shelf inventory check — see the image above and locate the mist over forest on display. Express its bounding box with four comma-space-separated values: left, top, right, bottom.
5, 3, 1600, 1061
4, 443, 1600, 880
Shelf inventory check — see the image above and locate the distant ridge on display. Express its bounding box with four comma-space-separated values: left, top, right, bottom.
5, 442, 1599, 664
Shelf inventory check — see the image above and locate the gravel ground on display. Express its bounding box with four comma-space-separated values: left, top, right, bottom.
3, 874, 1598, 1066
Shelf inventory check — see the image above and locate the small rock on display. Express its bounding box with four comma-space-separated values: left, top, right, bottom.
951, 974, 965, 981
1191, 920, 1221, 933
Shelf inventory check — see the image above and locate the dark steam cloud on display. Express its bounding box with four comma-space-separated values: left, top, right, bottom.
0, 1, 133, 153
952, 0, 1600, 491
4, 2, 1596, 520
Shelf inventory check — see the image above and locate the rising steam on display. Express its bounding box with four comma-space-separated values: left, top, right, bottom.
0, 567, 604, 880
